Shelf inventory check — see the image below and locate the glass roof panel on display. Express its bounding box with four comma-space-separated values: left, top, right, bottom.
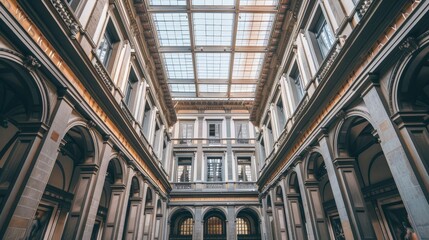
240, 0, 278, 5
162, 53, 194, 79
150, 0, 186, 5
196, 52, 230, 79
199, 84, 228, 92
233, 52, 265, 79
236, 13, 275, 46
193, 0, 234, 5
152, 13, 190, 46
193, 13, 234, 46
231, 84, 257, 92
169, 84, 196, 92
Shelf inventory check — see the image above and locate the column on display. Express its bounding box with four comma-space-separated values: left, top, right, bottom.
62, 163, 101, 239
136, 181, 148, 239
362, 81, 429, 238
81, 138, 113, 239
123, 194, 143, 240
3, 95, 73, 239
194, 206, 203, 240
226, 115, 233, 182
227, 205, 236, 240
196, 116, 204, 181
281, 177, 307, 240
319, 135, 376, 240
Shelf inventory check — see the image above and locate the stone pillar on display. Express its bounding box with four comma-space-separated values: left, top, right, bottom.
362, 81, 429, 238
194, 206, 203, 240
196, 116, 204, 181
3, 95, 73, 239
226, 205, 236, 240
136, 181, 148, 239
281, 178, 307, 240
123, 195, 143, 240
81, 138, 113, 239
226, 116, 233, 182
303, 181, 330, 240
294, 161, 324, 240
319, 135, 376, 240
62, 163, 101, 239
102, 183, 127, 240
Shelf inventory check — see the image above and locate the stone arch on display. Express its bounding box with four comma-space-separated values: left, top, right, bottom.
333, 110, 375, 159
169, 208, 194, 240
203, 208, 227, 240
303, 147, 325, 181
388, 32, 429, 114
236, 207, 261, 239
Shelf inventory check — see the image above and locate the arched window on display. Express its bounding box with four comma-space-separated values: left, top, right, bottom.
204, 210, 226, 240
179, 217, 193, 235
236, 217, 250, 235
170, 210, 193, 240
237, 209, 261, 240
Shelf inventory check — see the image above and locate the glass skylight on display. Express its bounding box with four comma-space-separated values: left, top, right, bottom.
193, 0, 234, 5
236, 13, 275, 46
231, 84, 256, 92
239, 0, 278, 5
162, 53, 194, 79
152, 13, 190, 46
199, 84, 228, 92
170, 84, 196, 92
193, 13, 234, 46
233, 52, 264, 79
150, 0, 186, 5
196, 53, 230, 79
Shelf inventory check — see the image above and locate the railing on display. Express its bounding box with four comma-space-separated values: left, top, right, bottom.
171, 182, 257, 191
171, 138, 256, 146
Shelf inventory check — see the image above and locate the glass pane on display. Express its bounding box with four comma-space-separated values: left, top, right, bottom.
207, 217, 223, 234
179, 218, 193, 235
236, 13, 275, 46
207, 158, 222, 181
150, 0, 186, 5
169, 84, 196, 92
231, 84, 256, 92
236, 217, 250, 235
196, 53, 230, 79
193, 0, 234, 5
177, 158, 192, 182
162, 53, 194, 79
233, 52, 264, 79
153, 13, 190, 46
199, 84, 228, 93
193, 13, 234, 46
240, 0, 278, 5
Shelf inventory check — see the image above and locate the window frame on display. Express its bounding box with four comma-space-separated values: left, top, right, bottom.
96, 21, 120, 71
236, 156, 252, 182
176, 156, 193, 183
234, 120, 249, 144
179, 120, 195, 144
207, 120, 222, 144
206, 156, 223, 182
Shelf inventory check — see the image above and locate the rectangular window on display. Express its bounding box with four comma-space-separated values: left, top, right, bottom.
97, 30, 114, 67
235, 121, 249, 144
142, 102, 152, 137
208, 121, 221, 143
177, 157, 192, 182
276, 97, 286, 129
179, 121, 194, 143
290, 65, 304, 109
237, 157, 252, 182
207, 157, 222, 182
313, 14, 335, 59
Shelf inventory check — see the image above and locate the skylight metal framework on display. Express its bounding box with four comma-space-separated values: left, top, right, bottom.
149, 0, 279, 100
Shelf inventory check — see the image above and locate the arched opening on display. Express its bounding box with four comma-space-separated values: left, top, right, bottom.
96, 158, 124, 239
142, 187, 155, 239
204, 209, 226, 240
337, 116, 413, 239
123, 176, 141, 239
236, 208, 261, 240
287, 171, 307, 239
307, 152, 344, 240
395, 49, 429, 197
0, 59, 44, 216
27, 125, 95, 239
169, 209, 193, 240
265, 194, 275, 240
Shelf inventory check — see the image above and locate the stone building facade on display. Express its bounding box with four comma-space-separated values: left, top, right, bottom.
0, 0, 428, 239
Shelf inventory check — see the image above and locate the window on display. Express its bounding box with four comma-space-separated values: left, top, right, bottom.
142, 101, 152, 137
124, 70, 138, 108
236, 217, 250, 235
179, 121, 194, 143
96, 23, 119, 68
207, 157, 222, 182
207, 216, 223, 235
235, 121, 249, 144
289, 64, 305, 109
237, 157, 252, 182
204, 212, 226, 240
179, 218, 193, 235
312, 13, 335, 59
276, 97, 286, 129
66, 0, 81, 11
208, 121, 221, 143
177, 157, 192, 182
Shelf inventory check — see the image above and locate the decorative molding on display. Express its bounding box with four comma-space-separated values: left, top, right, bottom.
93, 59, 114, 90
399, 36, 418, 55
50, 0, 81, 39
23, 55, 41, 71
